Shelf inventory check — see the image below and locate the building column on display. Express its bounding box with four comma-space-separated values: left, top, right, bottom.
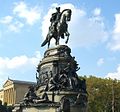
8, 89, 10, 104
9, 89, 11, 104
3, 90, 6, 103
5, 90, 8, 103
11, 88, 13, 104
8, 89, 11, 104
12, 88, 15, 104
6, 90, 8, 103
13, 88, 16, 104
11, 88, 14, 104
9, 88, 12, 105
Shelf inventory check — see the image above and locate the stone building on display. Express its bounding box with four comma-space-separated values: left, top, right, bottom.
0, 79, 36, 105
0, 89, 4, 103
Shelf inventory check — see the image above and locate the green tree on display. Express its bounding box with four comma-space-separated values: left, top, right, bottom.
80, 76, 120, 112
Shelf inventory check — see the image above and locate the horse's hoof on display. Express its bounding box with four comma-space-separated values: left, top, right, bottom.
65, 41, 68, 44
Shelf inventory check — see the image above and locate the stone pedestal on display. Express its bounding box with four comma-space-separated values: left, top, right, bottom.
37, 45, 72, 77
13, 103, 87, 112
13, 45, 88, 112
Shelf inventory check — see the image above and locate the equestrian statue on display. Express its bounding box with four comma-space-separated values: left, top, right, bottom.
41, 7, 72, 48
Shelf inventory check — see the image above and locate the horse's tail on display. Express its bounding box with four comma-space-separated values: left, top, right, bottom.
41, 39, 48, 47
41, 35, 49, 47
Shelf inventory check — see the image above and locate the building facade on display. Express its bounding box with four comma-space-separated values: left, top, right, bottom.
0, 89, 4, 103
0, 79, 36, 105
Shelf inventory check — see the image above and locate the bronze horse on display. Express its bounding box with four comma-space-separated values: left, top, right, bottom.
41, 9, 72, 48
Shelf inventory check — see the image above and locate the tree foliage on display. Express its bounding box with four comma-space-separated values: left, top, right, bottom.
80, 76, 120, 112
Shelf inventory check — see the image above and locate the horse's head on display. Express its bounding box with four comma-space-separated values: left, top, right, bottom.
65, 9, 72, 21
60, 9, 72, 23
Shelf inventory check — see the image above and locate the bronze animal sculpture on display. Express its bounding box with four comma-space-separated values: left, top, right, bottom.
41, 8, 72, 48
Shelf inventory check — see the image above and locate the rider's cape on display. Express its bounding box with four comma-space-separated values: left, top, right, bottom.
50, 13, 57, 22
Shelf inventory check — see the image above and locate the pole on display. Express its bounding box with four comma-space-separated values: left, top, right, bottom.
112, 80, 115, 112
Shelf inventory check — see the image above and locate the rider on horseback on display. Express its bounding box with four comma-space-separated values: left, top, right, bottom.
41, 7, 72, 48
50, 7, 61, 32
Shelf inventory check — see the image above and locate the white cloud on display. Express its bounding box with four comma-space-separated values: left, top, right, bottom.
41, 4, 108, 48
108, 13, 120, 51
69, 7, 108, 47
0, 1, 41, 33
93, 8, 101, 16
8, 21, 24, 32
114, 14, 120, 33
0, 16, 24, 32
0, 31, 2, 39
0, 16, 13, 24
7, 56, 28, 69
97, 58, 104, 66
0, 51, 41, 70
106, 64, 120, 80
13, 1, 41, 25
0, 51, 41, 87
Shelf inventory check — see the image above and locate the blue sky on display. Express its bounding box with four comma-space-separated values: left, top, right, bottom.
0, 0, 120, 88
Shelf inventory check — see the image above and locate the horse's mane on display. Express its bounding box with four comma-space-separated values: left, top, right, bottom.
60, 9, 71, 18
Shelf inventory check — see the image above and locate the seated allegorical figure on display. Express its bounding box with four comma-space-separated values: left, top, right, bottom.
23, 86, 39, 104
48, 73, 60, 91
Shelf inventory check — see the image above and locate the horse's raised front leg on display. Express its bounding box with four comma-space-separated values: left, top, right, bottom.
65, 32, 70, 44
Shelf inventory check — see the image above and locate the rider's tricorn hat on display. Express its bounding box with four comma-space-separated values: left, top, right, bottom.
56, 7, 60, 11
